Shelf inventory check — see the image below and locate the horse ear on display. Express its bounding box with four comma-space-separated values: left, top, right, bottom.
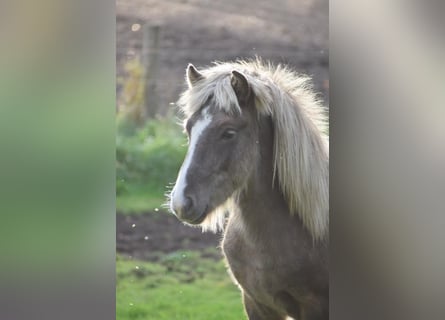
186, 64, 204, 88
230, 70, 251, 105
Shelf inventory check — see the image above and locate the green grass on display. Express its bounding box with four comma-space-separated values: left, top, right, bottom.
116, 183, 167, 213
116, 116, 187, 214
117, 251, 245, 320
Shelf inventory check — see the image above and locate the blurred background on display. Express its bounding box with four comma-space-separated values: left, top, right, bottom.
115, 0, 328, 319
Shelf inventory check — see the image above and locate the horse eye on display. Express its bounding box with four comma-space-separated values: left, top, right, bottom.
221, 129, 237, 140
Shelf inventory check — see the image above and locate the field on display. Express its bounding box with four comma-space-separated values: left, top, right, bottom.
116, 211, 245, 320
117, 250, 244, 320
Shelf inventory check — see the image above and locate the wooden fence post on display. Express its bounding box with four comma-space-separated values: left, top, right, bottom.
142, 25, 160, 119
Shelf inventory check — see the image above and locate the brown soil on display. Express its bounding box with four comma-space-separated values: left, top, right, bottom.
116, 211, 222, 261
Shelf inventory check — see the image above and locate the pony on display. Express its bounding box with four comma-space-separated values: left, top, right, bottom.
169, 59, 329, 320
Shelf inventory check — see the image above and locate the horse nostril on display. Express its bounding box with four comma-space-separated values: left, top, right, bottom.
183, 196, 193, 212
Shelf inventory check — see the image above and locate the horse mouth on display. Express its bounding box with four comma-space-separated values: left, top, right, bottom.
188, 205, 210, 225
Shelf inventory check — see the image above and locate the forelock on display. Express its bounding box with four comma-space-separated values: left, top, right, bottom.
178, 69, 242, 118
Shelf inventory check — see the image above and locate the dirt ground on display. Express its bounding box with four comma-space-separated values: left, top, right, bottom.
116, 211, 222, 261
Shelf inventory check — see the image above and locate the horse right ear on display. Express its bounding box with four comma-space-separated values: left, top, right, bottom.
186, 64, 204, 88
231, 70, 251, 106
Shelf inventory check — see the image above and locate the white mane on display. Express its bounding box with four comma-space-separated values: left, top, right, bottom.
177, 59, 329, 241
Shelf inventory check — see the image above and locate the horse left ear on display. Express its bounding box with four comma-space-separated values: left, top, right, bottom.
186, 64, 204, 88
231, 70, 251, 105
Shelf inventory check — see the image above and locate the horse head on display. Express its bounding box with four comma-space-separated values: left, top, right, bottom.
170, 65, 259, 227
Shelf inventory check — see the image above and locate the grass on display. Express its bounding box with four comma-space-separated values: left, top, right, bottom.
116, 116, 187, 214
117, 183, 167, 213
116, 251, 245, 320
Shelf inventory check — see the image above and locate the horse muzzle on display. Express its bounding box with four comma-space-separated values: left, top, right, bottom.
170, 191, 208, 224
